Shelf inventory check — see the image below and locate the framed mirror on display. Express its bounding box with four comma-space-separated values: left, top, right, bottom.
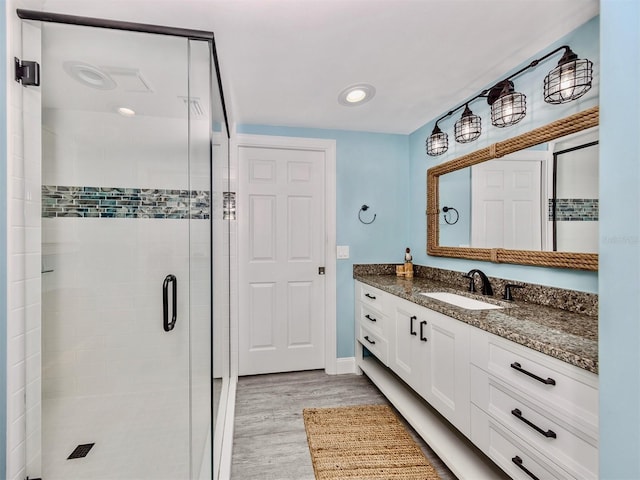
427, 106, 598, 271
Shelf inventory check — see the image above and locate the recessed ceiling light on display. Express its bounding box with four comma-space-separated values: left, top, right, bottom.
338, 84, 376, 106
117, 107, 136, 117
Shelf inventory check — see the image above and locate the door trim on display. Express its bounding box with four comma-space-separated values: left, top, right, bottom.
232, 134, 337, 375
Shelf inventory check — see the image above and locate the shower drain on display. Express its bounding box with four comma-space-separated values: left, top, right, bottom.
67, 443, 95, 459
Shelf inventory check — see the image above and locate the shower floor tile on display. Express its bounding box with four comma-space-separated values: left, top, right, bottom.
42, 388, 205, 480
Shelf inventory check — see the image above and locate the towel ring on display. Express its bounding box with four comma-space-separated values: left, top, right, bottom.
442, 206, 459, 225
358, 205, 376, 224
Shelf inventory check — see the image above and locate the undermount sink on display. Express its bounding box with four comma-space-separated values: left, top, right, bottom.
419, 292, 503, 310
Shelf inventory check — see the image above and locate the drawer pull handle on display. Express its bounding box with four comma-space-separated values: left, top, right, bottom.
512, 456, 541, 480
410, 316, 417, 336
510, 362, 556, 385
364, 335, 376, 345
365, 314, 377, 322
511, 408, 557, 439
365, 293, 377, 300
420, 320, 428, 342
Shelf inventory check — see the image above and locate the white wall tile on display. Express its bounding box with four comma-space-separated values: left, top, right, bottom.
8, 384, 25, 424
6, 308, 25, 340
8, 337, 25, 369
8, 439, 25, 480
7, 254, 24, 283
6, 2, 44, 477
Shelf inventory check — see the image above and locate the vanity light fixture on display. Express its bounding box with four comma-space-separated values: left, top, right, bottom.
426, 123, 448, 156
454, 104, 482, 142
338, 83, 376, 106
424, 44, 593, 157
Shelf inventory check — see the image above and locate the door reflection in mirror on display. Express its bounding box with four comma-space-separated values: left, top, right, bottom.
438, 127, 598, 254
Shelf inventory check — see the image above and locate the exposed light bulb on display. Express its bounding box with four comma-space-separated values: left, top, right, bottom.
502, 97, 515, 124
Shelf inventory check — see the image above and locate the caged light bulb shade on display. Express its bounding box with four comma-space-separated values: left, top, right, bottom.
491, 91, 526, 128
544, 54, 593, 104
454, 105, 481, 143
426, 125, 448, 156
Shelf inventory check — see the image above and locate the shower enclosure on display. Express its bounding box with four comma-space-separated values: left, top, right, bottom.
19, 10, 230, 480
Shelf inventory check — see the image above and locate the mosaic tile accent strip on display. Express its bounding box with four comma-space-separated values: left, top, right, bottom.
548, 198, 598, 221
42, 185, 210, 219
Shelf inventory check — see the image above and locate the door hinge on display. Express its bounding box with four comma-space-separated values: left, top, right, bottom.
318, 266, 325, 275
15, 57, 40, 86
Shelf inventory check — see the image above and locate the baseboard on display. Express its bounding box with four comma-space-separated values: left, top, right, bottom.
334, 357, 357, 374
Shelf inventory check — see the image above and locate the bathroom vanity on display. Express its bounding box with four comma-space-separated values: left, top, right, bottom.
354, 266, 598, 480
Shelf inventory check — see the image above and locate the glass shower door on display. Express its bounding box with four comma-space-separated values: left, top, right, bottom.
35, 22, 211, 479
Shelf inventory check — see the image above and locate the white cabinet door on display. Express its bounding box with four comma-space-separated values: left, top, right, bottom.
388, 296, 470, 434
422, 308, 471, 434
388, 297, 430, 393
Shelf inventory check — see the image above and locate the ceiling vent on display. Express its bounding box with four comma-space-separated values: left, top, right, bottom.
102, 67, 153, 93
179, 96, 205, 117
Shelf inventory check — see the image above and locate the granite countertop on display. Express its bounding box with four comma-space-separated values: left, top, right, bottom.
354, 273, 598, 374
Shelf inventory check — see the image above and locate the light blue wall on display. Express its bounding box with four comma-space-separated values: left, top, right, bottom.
0, 0, 7, 476
236, 125, 410, 357
408, 16, 600, 293
599, 1, 640, 478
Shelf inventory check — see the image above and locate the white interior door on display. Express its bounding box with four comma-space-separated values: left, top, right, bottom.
238, 145, 326, 375
471, 158, 542, 250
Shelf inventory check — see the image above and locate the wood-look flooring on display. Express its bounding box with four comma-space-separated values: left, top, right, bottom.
230, 370, 457, 480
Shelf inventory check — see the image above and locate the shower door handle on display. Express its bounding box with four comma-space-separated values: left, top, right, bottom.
163, 274, 177, 332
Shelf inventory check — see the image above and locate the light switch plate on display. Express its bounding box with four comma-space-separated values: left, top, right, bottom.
337, 245, 350, 259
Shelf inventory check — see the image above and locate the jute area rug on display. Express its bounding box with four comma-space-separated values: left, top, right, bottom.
303, 404, 441, 480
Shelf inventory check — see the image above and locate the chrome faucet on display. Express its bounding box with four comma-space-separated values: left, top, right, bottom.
463, 269, 494, 296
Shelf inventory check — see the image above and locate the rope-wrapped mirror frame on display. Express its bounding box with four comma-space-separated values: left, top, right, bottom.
427, 106, 598, 271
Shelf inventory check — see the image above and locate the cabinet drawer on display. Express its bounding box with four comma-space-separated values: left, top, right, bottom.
358, 323, 388, 365
470, 328, 598, 431
471, 404, 573, 480
358, 303, 385, 335
471, 366, 597, 479
358, 283, 385, 312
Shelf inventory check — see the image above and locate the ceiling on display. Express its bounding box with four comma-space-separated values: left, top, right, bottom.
39, 0, 599, 135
